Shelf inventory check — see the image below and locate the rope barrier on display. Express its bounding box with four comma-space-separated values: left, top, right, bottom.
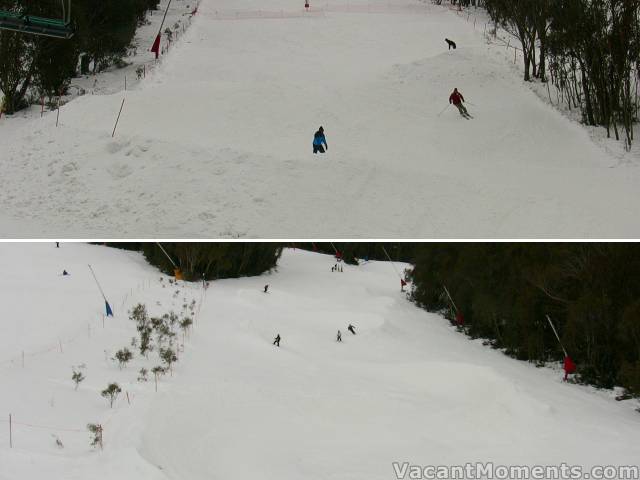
0, 418, 85, 433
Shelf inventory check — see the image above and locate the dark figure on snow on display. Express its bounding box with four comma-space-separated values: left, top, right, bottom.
264, 284, 269, 293
56, 242, 60, 248
337, 330, 342, 342
273, 334, 281, 347
445, 38, 457, 50
62, 270, 69, 276
313, 126, 328, 154
348, 324, 356, 335
449, 88, 469, 118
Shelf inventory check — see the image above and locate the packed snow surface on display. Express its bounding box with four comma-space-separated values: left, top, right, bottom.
1, 245, 639, 480
1, 0, 639, 237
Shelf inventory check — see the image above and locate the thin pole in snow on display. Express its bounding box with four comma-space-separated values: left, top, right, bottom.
156, 242, 178, 269
443, 285, 458, 313
88, 264, 110, 305
157, 0, 173, 39
112, 98, 126, 138
9, 414, 12, 448
56, 96, 61, 127
546, 315, 568, 357
381, 245, 402, 280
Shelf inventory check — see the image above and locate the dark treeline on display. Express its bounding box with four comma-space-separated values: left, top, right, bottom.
0, 0, 160, 113
104, 243, 282, 281
409, 243, 640, 395
435, 0, 640, 148
295, 242, 415, 265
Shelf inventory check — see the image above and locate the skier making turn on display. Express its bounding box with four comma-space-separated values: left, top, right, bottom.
313, 126, 328, 154
449, 88, 471, 119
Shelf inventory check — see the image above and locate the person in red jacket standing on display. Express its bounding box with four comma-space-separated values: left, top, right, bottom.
449, 88, 470, 118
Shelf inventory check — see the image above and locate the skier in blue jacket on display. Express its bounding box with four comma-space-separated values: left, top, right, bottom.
313, 126, 328, 154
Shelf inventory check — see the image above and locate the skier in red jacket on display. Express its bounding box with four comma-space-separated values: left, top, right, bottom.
449, 88, 470, 118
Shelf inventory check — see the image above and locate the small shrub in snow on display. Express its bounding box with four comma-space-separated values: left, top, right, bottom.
160, 347, 177, 374
151, 365, 166, 392
52, 434, 64, 448
87, 423, 103, 448
180, 316, 193, 335
139, 326, 153, 357
72, 369, 85, 390
114, 348, 133, 369
138, 367, 149, 382
101, 383, 122, 408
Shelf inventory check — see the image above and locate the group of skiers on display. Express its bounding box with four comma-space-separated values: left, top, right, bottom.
332, 264, 343, 273
311, 39, 471, 154
274, 324, 356, 347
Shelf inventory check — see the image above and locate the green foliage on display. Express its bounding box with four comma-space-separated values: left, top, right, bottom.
159, 347, 177, 372
101, 382, 122, 408
130, 303, 153, 356
179, 316, 193, 334
86, 423, 102, 447
71, 369, 85, 390
483, 0, 640, 147
138, 367, 149, 382
139, 243, 283, 281
114, 347, 133, 369
0, 0, 163, 112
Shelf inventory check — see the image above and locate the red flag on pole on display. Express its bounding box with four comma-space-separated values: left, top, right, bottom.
151, 34, 161, 59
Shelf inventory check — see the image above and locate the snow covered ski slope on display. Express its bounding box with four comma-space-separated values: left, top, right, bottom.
1, 0, 639, 238
2, 245, 639, 480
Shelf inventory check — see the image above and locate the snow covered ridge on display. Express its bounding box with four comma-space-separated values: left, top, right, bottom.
2, 245, 640, 480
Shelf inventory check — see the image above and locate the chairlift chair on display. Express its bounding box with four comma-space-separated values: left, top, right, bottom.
0, 0, 74, 39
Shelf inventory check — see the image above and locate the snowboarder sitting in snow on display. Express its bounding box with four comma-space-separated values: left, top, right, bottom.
449, 88, 469, 118
62, 270, 69, 276
445, 38, 457, 50
337, 330, 342, 342
348, 324, 356, 335
273, 334, 281, 347
313, 126, 328, 154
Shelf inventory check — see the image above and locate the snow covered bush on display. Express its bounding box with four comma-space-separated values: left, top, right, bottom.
72, 369, 85, 390
151, 365, 166, 392
114, 348, 133, 369
138, 367, 149, 382
101, 383, 122, 408
160, 347, 177, 374
87, 423, 103, 449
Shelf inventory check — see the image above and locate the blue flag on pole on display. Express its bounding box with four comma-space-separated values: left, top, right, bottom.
105, 301, 114, 317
